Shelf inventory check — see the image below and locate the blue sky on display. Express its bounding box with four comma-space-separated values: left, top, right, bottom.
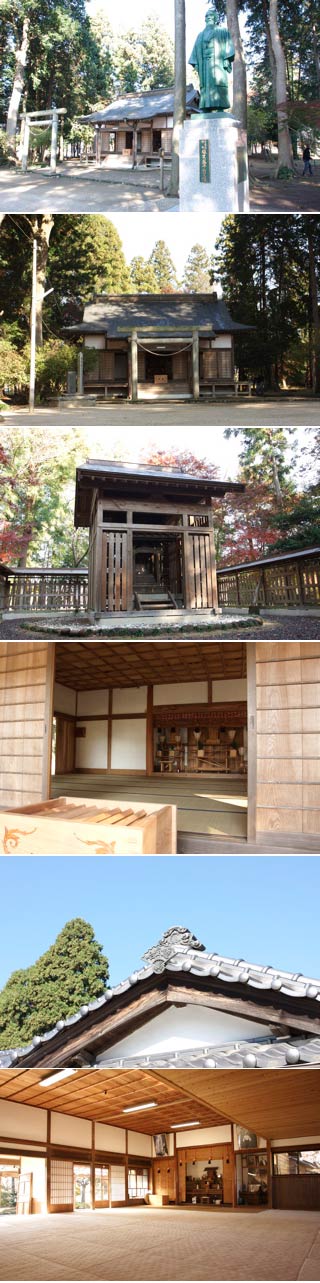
0, 856, 319, 992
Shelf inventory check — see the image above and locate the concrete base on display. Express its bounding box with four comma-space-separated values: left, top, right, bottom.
179, 113, 243, 212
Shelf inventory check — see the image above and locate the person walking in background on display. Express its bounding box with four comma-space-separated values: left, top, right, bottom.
302, 144, 313, 176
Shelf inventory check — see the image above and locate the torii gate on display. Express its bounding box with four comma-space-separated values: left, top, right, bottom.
19, 106, 66, 173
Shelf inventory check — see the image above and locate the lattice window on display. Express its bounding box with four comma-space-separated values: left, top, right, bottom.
50, 1161, 73, 1205
110, 1166, 126, 1202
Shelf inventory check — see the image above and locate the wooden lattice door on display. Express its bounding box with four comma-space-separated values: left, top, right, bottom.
103, 530, 130, 611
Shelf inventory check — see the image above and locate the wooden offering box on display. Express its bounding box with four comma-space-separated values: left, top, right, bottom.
0, 796, 176, 856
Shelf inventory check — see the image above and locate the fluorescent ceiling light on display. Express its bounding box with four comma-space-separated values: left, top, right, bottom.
39, 1069, 77, 1087
123, 1102, 157, 1114
171, 1121, 200, 1129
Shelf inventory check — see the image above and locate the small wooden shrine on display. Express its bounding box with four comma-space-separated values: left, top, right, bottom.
75, 459, 245, 615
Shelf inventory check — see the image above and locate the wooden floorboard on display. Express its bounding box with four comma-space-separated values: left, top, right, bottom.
51, 773, 247, 839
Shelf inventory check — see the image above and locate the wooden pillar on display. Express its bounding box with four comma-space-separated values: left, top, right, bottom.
77, 350, 84, 395
125, 1130, 129, 1205
46, 1111, 51, 1212
146, 686, 154, 776
208, 510, 218, 612
182, 513, 192, 608
21, 116, 30, 173
107, 689, 112, 771
132, 125, 137, 168
267, 1139, 272, 1206
50, 106, 58, 172
131, 331, 138, 401
91, 1121, 96, 1209
174, 1133, 179, 1205
96, 127, 102, 165
42, 644, 55, 801
192, 329, 199, 400
246, 642, 257, 843
297, 560, 306, 606
127, 511, 133, 609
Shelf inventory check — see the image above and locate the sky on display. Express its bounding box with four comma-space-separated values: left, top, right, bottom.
87, 1, 222, 67
86, 1, 248, 78
0, 856, 319, 994
110, 214, 223, 280
47, 424, 312, 487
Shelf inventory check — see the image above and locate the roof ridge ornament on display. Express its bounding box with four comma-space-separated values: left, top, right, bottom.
142, 926, 206, 973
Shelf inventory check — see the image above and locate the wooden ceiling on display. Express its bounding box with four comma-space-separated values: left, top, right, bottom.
156, 1069, 320, 1140
0, 1068, 319, 1140
55, 643, 247, 691
0, 1069, 226, 1134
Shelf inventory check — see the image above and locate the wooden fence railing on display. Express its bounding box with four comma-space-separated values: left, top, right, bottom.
0, 567, 88, 613
217, 548, 320, 610
1, 548, 319, 613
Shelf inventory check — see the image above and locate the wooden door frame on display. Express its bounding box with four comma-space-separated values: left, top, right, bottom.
246, 643, 257, 842
42, 644, 55, 802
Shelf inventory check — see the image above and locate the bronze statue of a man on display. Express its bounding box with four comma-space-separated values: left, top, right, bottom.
189, 3, 235, 112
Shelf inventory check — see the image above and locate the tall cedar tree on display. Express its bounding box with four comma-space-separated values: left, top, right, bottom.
0, 426, 87, 566
182, 245, 212, 293
148, 240, 178, 292
0, 214, 132, 342
0, 918, 109, 1048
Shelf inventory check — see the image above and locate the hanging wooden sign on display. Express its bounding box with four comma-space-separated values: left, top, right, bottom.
199, 139, 210, 183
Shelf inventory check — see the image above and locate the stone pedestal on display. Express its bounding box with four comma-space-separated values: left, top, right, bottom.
179, 113, 244, 213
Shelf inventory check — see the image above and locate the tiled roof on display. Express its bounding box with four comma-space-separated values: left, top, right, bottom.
1, 927, 319, 1067
93, 1036, 320, 1069
80, 84, 198, 124
66, 294, 249, 337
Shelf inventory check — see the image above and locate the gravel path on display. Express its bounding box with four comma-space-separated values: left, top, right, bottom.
1, 614, 320, 641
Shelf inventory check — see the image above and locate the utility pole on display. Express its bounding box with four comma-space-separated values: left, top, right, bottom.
169, 0, 186, 197
29, 235, 37, 413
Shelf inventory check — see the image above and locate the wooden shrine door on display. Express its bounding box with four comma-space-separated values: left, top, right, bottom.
102, 530, 132, 611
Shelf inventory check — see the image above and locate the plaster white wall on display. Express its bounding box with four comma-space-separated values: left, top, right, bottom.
95, 1123, 126, 1154
213, 335, 232, 349
113, 687, 147, 714
50, 1112, 91, 1148
0, 1101, 46, 1143
54, 682, 76, 716
176, 1125, 231, 1148
111, 719, 146, 770
211, 679, 247, 703
154, 682, 208, 706
111, 1166, 126, 1200
75, 720, 108, 769
271, 1136, 320, 1148
128, 1131, 153, 1158
96, 1005, 272, 1061
84, 335, 105, 349
20, 1155, 46, 1212
77, 689, 109, 716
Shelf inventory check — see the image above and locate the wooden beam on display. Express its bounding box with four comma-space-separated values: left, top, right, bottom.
42, 644, 55, 801
146, 686, 154, 776
107, 690, 113, 771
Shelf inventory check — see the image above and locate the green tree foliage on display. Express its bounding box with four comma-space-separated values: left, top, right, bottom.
182, 244, 212, 293
148, 239, 178, 292
0, 918, 109, 1049
214, 214, 320, 387
224, 426, 296, 504
0, 426, 87, 565
1, 0, 114, 132
0, 215, 132, 345
270, 492, 320, 551
113, 16, 174, 94
130, 256, 159, 292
